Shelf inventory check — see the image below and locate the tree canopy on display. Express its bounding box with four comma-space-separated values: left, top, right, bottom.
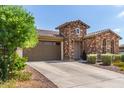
0, 6, 38, 49
0, 6, 38, 81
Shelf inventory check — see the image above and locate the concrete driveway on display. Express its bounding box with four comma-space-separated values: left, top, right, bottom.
27, 61, 124, 88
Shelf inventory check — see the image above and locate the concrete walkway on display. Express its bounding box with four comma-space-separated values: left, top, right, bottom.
27, 61, 124, 88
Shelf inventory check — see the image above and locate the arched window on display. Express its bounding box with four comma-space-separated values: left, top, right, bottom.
111, 40, 114, 53
102, 39, 106, 53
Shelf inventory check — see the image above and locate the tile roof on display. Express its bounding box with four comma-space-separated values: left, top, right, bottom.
37, 29, 60, 37
55, 20, 90, 29
84, 29, 122, 39
37, 28, 122, 40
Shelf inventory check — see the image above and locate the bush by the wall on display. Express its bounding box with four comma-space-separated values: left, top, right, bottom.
13, 55, 27, 71
113, 62, 124, 71
121, 54, 124, 62
87, 54, 96, 64
113, 62, 124, 67
9, 53, 27, 72
113, 54, 121, 62
101, 54, 112, 66
7, 53, 27, 79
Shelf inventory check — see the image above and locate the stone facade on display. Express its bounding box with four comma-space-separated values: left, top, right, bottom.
57, 21, 89, 60
85, 31, 120, 54
84, 37, 96, 54
56, 20, 121, 60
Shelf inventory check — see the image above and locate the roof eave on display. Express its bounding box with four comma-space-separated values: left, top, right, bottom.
108, 29, 122, 40
38, 35, 63, 42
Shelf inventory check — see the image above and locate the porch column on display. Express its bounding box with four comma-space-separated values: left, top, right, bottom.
61, 41, 64, 60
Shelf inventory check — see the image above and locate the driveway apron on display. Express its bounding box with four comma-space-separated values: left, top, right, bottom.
27, 61, 124, 88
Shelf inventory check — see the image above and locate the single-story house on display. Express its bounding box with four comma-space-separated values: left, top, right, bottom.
23, 20, 122, 61
119, 44, 124, 54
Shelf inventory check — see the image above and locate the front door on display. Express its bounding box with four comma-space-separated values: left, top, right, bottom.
74, 42, 81, 60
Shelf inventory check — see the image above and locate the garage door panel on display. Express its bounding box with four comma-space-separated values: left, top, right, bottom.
40, 45, 61, 60
23, 41, 61, 61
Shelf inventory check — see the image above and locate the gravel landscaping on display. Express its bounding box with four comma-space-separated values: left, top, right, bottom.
86, 62, 124, 75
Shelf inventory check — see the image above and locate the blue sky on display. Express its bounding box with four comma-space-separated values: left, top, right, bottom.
23, 5, 124, 45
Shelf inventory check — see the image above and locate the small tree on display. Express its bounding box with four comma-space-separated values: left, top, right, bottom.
0, 6, 38, 81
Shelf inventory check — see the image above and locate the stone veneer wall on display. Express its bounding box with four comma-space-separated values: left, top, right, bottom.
59, 22, 87, 60
84, 37, 96, 54
85, 32, 119, 54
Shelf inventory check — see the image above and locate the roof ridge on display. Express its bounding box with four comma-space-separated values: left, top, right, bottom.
87, 28, 110, 34
55, 20, 90, 29
85, 28, 122, 39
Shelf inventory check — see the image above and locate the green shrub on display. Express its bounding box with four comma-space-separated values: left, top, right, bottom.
120, 67, 124, 71
14, 56, 27, 71
0, 80, 16, 88
87, 54, 96, 64
0, 71, 32, 87
11, 53, 27, 71
0, 52, 28, 81
13, 71, 32, 81
113, 62, 124, 67
113, 62, 124, 71
121, 54, 124, 62
101, 54, 112, 66
113, 54, 121, 62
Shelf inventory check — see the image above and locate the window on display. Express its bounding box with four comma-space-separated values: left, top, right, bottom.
102, 39, 106, 53
75, 28, 80, 35
111, 40, 114, 53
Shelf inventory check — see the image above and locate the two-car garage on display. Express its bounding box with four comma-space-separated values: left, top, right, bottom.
23, 29, 64, 61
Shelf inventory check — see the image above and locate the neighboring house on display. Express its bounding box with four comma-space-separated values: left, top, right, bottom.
119, 44, 124, 54
23, 20, 122, 61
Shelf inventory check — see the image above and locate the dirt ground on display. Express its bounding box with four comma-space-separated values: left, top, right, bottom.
89, 62, 124, 75
16, 65, 58, 88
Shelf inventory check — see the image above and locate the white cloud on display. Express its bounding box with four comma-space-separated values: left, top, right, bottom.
114, 5, 124, 7
117, 11, 124, 18
113, 28, 121, 33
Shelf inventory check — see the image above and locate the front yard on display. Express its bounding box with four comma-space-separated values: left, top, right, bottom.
0, 65, 57, 88
87, 54, 124, 74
